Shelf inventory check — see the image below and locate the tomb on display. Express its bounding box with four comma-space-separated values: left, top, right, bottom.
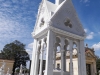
30, 0, 86, 75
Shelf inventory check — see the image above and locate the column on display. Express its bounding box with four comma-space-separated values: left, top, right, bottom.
77, 41, 81, 75
34, 50, 40, 75
53, 36, 56, 69
39, 50, 43, 75
93, 62, 97, 75
34, 41, 41, 75
44, 30, 55, 75
53, 47, 56, 69
64, 48, 67, 71
69, 40, 73, 75
60, 37, 65, 75
64, 45, 68, 71
94, 61, 97, 75
30, 39, 37, 75
39, 39, 44, 75
91, 63, 94, 75
80, 40, 86, 75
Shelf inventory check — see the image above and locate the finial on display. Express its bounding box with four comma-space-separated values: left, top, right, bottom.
86, 43, 88, 48
92, 48, 94, 51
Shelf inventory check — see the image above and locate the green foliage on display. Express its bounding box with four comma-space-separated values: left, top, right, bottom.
16, 68, 30, 73
96, 56, 100, 75
1, 40, 30, 74
16, 68, 20, 73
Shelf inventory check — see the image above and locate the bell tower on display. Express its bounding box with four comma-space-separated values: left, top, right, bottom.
30, 0, 86, 75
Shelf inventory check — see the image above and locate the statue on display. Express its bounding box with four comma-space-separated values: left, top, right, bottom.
0, 60, 6, 75
99, 70, 100, 75
1, 60, 6, 70
6, 68, 11, 75
56, 64, 61, 70
19, 64, 23, 75
0, 68, 3, 75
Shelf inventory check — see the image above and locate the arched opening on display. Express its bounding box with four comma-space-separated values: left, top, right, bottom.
73, 42, 77, 56
42, 38, 47, 75
37, 40, 41, 75
53, 37, 61, 70
38, 38, 47, 75
57, 45, 61, 52
72, 42, 78, 75
64, 39, 69, 72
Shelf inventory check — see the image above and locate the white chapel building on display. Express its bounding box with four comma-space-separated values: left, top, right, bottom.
30, 0, 87, 75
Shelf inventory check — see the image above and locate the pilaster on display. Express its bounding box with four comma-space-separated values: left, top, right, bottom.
53, 47, 57, 69
44, 30, 55, 75
39, 39, 44, 75
60, 37, 66, 75
94, 61, 97, 74
34, 41, 41, 75
77, 41, 81, 75
34, 51, 40, 75
30, 39, 37, 75
91, 62, 94, 75
69, 40, 73, 75
80, 40, 86, 75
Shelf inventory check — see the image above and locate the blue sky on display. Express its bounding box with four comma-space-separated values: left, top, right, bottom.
0, 0, 100, 58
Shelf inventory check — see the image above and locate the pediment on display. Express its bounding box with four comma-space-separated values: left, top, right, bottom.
86, 53, 93, 58
50, 0, 85, 36
85, 51, 95, 58
33, 1, 51, 34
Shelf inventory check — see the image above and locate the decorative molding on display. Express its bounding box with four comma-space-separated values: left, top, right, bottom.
32, 25, 85, 40
64, 18, 72, 28
50, 26, 85, 40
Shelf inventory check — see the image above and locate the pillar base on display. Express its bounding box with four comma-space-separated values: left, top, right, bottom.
44, 70, 70, 75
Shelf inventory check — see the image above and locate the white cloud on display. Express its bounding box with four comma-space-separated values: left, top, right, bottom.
26, 49, 32, 60
0, 0, 37, 50
92, 42, 100, 50
80, 0, 82, 2
98, 32, 100, 34
26, 42, 34, 58
86, 32, 94, 40
84, 0, 89, 3
0, 16, 31, 38
28, 42, 34, 49
26, 42, 34, 60
80, 0, 89, 3
26, 49, 32, 55
84, 29, 88, 33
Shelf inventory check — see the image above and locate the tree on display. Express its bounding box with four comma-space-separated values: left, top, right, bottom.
1, 40, 30, 75
96, 56, 100, 75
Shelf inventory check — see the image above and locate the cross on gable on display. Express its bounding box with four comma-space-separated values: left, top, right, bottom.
64, 19, 72, 28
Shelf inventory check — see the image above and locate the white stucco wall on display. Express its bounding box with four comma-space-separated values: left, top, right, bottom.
56, 58, 78, 75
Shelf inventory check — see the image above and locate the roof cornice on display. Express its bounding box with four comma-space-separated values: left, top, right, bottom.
32, 26, 86, 40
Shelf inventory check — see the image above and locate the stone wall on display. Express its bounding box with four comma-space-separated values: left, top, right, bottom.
0, 59, 14, 74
